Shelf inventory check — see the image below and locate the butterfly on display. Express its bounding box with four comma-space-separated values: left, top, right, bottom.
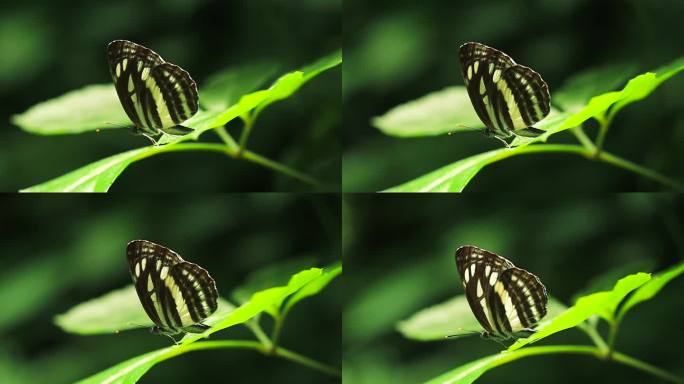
459, 42, 550, 142
127, 240, 218, 338
107, 40, 199, 142
455, 245, 548, 341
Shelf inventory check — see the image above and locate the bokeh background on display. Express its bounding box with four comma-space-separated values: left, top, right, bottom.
343, 193, 684, 383
343, 0, 684, 191
0, 194, 341, 383
0, 0, 340, 192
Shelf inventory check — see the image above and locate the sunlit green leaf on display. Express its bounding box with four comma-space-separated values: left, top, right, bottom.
11, 84, 129, 135
283, 262, 342, 314
508, 272, 650, 351
200, 62, 280, 111
372, 87, 482, 137
553, 63, 638, 112
618, 262, 684, 320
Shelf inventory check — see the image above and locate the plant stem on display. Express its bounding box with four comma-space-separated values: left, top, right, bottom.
594, 114, 610, 156
214, 126, 239, 151
483, 345, 683, 384
167, 340, 340, 377
136, 142, 320, 187
270, 314, 285, 350
612, 351, 684, 384
241, 150, 321, 187
238, 114, 255, 155
504, 144, 683, 190
245, 318, 273, 349
606, 318, 620, 359
570, 126, 596, 152
578, 322, 608, 353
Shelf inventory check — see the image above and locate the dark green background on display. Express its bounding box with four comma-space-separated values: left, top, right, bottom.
343, 193, 684, 383
342, 0, 684, 192
0, 0, 340, 192
0, 194, 341, 383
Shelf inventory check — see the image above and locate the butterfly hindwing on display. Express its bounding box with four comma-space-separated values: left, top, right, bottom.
127, 240, 218, 335
455, 245, 548, 340
459, 42, 550, 140
107, 40, 198, 138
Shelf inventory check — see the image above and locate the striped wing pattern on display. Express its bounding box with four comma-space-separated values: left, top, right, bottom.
459, 42, 550, 139
455, 245, 547, 340
127, 240, 218, 335
107, 40, 198, 137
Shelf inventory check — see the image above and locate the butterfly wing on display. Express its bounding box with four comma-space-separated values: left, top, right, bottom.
487, 267, 548, 337
460, 42, 515, 138
169, 261, 219, 329
127, 239, 184, 331
459, 42, 550, 139
107, 40, 198, 136
143, 62, 198, 134
455, 245, 515, 335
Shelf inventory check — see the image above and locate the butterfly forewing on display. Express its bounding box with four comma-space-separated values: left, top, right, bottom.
127, 240, 218, 335
107, 40, 198, 137
459, 42, 550, 139
455, 245, 548, 340
455, 245, 514, 335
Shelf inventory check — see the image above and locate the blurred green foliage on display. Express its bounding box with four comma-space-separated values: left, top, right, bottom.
343, 0, 684, 191
343, 194, 684, 383
0, 0, 340, 192
0, 194, 340, 383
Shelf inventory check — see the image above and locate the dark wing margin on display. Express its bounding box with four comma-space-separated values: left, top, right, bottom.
455, 245, 515, 335
148, 62, 199, 129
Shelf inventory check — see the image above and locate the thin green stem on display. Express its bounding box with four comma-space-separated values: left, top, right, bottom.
270, 314, 285, 350
606, 318, 620, 359
578, 322, 608, 353
238, 114, 255, 155
214, 126, 239, 151
241, 150, 321, 187
594, 114, 610, 156
136, 142, 320, 187
570, 126, 596, 152
479, 345, 683, 384
500, 144, 683, 191
612, 351, 684, 384
245, 318, 273, 349
167, 340, 340, 377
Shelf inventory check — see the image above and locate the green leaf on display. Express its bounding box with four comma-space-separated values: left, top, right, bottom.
262, 267, 323, 318
75, 347, 173, 384
524, 56, 684, 144
372, 87, 483, 137
618, 262, 684, 320
182, 267, 323, 343
553, 63, 638, 112
508, 272, 650, 351
54, 284, 235, 335
231, 257, 318, 304
397, 295, 567, 342
396, 295, 481, 341
54, 285, 151, 334
200, 62, 280, 111
424, 351, 509, 384
11, 84, 129, 135
75, 267, 327, 383
283, 262, 342, 314
383, 138, 572, 192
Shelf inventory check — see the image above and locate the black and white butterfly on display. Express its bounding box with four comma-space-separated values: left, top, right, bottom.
455, 245, 548, 341
127, 240, 218, 338
459, 42, 550, 141
107, 40, 199, 141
